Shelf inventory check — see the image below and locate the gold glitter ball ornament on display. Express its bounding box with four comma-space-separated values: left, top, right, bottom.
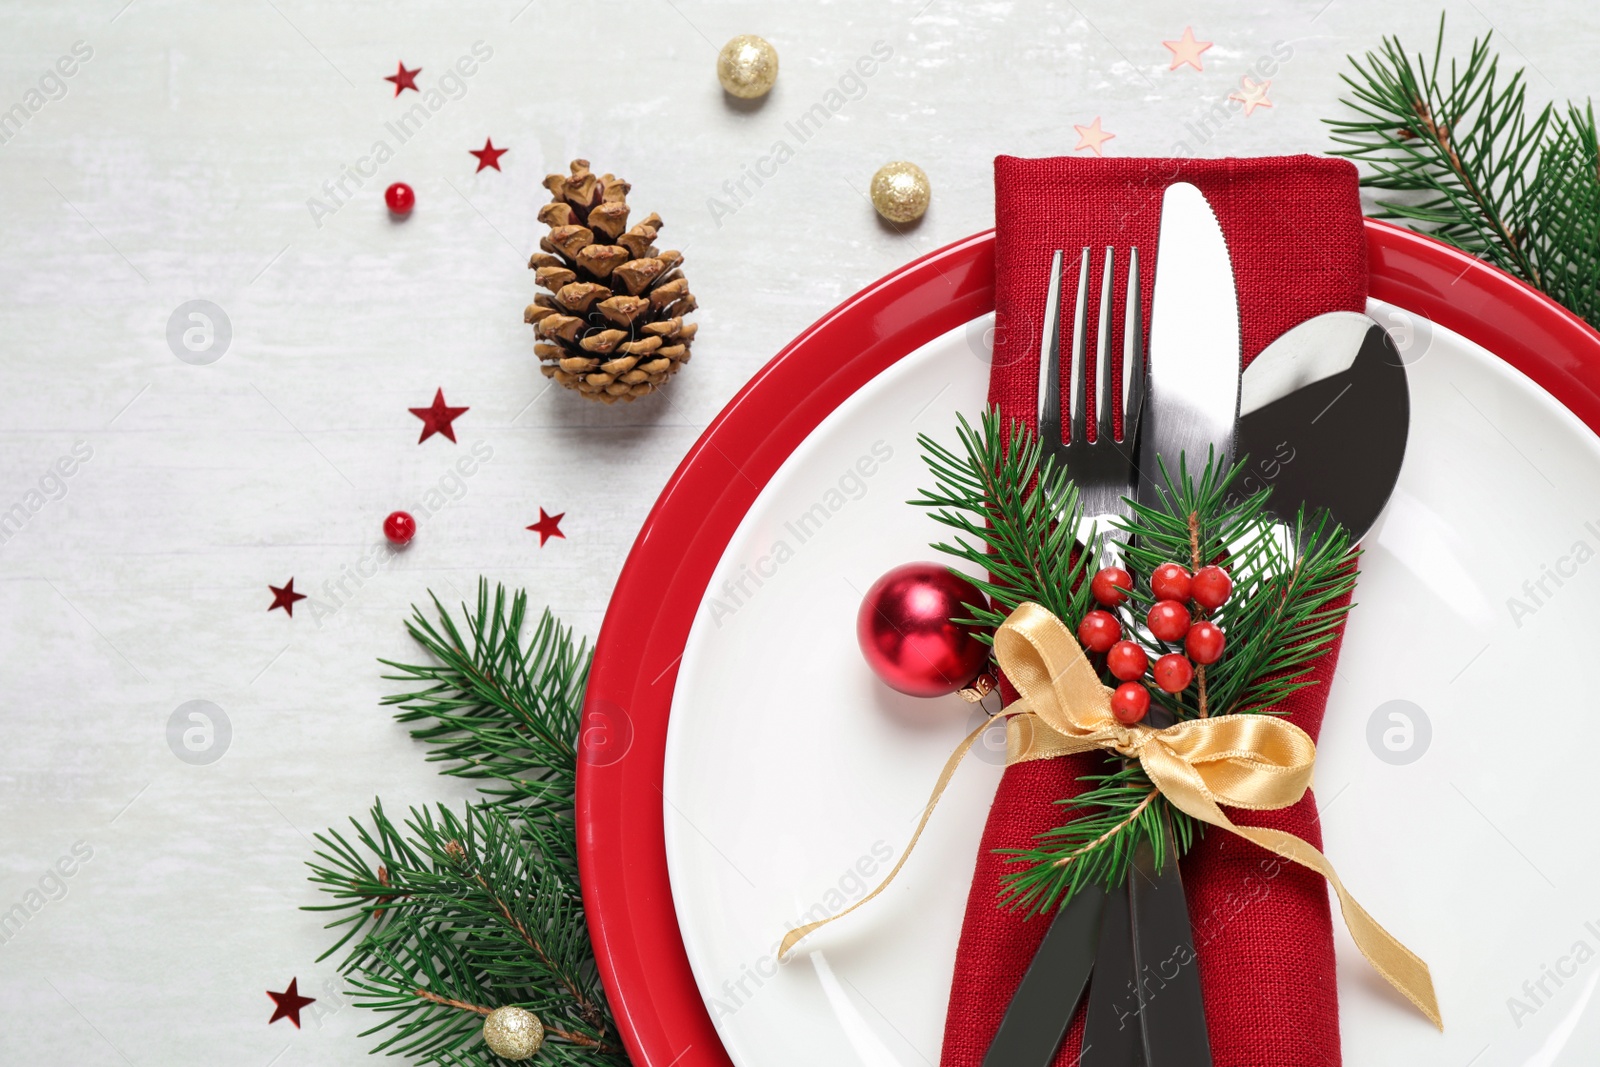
870, 162, 931, 224
717, 35, 779, 99
482, 1006, 544, 1060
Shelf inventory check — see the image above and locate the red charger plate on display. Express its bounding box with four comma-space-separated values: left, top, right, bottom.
576, 221, 1600, 1067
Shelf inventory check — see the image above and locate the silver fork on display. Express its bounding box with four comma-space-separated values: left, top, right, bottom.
1032, 248, 1207, 1067
1037, 246, 1145, 562
982, 248, 1149, 1067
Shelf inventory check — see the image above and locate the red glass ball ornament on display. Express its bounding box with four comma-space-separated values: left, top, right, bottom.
1106, 640, 1148, 682
1111, 682, 1150, 724
1153, 653, 1194, 693
383, 510, 417, 545
1191, 565, 1233, 611
1185, 620, 1225, 665
1077, 610, 1122, 654
1151, 562, 1193, 603
857, 563, 992, 697
1091, 566, 1133, 608
1146, 600, 1192, 643
385, 182, 415, 216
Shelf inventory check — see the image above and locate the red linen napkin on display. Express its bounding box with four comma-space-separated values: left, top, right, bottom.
938, 156, 1366, 1067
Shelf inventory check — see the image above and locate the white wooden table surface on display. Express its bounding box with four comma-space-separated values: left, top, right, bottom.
0, 1, 1589, 1062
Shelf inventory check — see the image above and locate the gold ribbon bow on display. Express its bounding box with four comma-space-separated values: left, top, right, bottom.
780, 602, 1441, 1030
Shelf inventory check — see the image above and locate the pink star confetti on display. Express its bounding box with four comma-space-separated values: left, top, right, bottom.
1229, 77, 1274, 117
1073, 117, 1115, 157
1163, 27, 1213, 72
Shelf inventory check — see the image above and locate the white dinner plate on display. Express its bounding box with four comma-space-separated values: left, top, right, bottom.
663, 301, 1600, 1065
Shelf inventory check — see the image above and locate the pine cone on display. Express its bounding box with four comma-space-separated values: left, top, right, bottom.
526, 160, 698, 403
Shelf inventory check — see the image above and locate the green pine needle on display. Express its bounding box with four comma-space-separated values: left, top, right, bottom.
909, 408, 1098, 635
999, 775, 1195, 916
380, 584, 590, 817
913, 412, 1356, 916
1328, 13, 1600, 328
305, 581, 627, 1067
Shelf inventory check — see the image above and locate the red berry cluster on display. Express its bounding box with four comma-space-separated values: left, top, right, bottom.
1076, 561, 1233, 725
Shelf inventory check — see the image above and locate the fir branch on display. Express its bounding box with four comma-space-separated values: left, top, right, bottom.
1000, 777, 1194, 915
1119, 455, 1358, 723
306, 581, 627, 1067
909, 408, 1097, 634
913, 417, 1357, 916
1328, 13, 1600, 328
1529, 102, 1600, 326
308, 802, 625, 1065
911, 411, 1184, 915
381, 584, 590, 816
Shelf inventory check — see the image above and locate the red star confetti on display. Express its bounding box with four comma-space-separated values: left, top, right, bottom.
268, 579, 306, 616
384, 61, 421, 96
409, 388, 469, 444
469, 138, 508, 172
1073, 117, 1115, 157
527, 508, 565, 546
267, 978, 315, 1028
1229, 77, 1274, 116
1163, 27, 1212, 72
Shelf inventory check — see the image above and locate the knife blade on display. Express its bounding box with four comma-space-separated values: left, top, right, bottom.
1138, 181, 1241, 500
1235, 314, 1409, 545
1122, 180, 1237, 1067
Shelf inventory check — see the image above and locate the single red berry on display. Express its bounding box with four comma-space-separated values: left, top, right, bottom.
1191, 565, 1233, 611
1091, 566, 1133, 608
1111, 682, 1150, 724
383, 510, 417, 545
1151, 562, 1193, 602
1146, 600, 1192, 643
1106, 640, 1149, 682
1185, 620, 1225, 665
1077, 610, 1122, 653
385, 182, 415, 215
1153, 653, 1194, 693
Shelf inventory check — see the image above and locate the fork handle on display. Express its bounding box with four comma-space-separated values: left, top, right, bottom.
1096, 528, 1131, 571
980, 885, 1106, 1067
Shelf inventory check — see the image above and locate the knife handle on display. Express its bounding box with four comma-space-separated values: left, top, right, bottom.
1080, 877, 1144, 1067
1130, 822, 1212, 1067
1122, 706, 1211, 1067
981, 885, 1106, 1067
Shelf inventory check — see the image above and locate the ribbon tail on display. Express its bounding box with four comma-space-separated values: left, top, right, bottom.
777, 712, 1003, 961
1142, 746, 1441, 1030
1232, 823, 1442, 1030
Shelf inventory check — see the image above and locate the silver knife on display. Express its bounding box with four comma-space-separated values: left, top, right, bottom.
1137, 181, 1241, 497
1105, 180, 1239, 1067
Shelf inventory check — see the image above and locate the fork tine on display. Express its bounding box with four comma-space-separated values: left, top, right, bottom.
1068, 248, 1090, 446
1122, 247, 1145, 444
1095, 246, 1115, 444
1036, 250, 1065, 449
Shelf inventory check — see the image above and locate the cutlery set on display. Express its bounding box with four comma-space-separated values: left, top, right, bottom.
982, 182, 1411, 1067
